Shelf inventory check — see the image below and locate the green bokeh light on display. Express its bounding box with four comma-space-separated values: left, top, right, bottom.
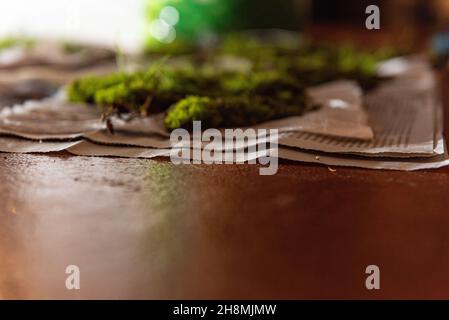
145, 0, 300, 49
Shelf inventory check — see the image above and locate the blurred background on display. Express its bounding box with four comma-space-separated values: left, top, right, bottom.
0, 0, 144, 51
0, 0, 448, 52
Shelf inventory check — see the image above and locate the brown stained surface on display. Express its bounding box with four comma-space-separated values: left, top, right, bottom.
1, 26, 449, 300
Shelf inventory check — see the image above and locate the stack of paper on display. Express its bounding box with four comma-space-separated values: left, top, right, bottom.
0, 57, 447, 171
277, 61, 449, 170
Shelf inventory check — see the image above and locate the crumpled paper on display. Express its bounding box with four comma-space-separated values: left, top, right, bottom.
0, 80, 373, 142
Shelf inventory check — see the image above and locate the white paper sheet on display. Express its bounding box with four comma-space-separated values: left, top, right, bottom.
279, 63, 439, 157
0, 135, 82, 153
0, 94, 105, 138
277, 145, 449, 171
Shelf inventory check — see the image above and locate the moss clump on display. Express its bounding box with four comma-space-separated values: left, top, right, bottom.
287, 45, 396, 89
67, 73, 129, 103
0, 36, 35, 52
67, 67, 222, 114
62, 42, 86, 54
67, 66, 307, 129
67, 35, 399, 131
220, 70, 306, 106
218, 36, 397, 88
164, 95, 307, 131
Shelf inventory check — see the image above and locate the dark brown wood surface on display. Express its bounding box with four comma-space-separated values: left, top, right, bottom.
1, 26, 449, 300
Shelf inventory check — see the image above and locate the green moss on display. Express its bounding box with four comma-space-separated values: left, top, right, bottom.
62, 41, 85, 54
221, 70, 302, 95
67, 73, 132, 104
0, 36, 35, 52
67, 66, 222, 115
67, 67, 306, 123
67, 37, 399, 131
164, 95, 307, 131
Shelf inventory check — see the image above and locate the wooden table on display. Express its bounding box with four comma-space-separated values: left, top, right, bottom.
1, 26, 449, 300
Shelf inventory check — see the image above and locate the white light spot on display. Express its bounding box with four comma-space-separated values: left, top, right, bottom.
159, 6, 179, 26
377, 57, 409, 77
163, 27, 176, 43
0, 47, 25, 65
328, 99, 348, 109
150, 19, 175, 43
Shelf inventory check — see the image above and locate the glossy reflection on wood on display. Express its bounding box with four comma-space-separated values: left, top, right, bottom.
1, 150, 449, 299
